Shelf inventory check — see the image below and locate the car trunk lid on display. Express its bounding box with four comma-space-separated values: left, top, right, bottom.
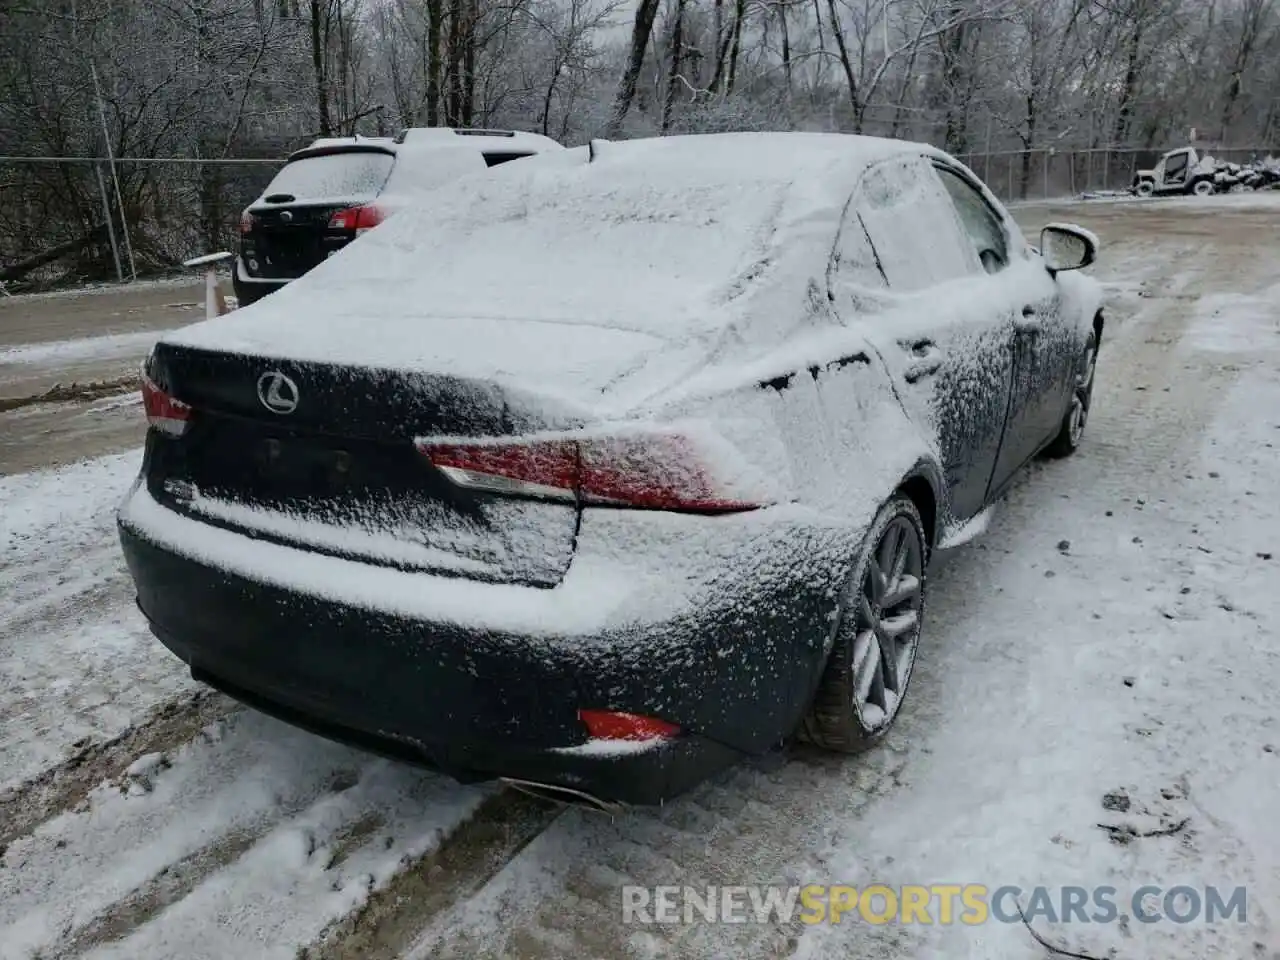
243, 201, 367, 279
144, 342, 583, 586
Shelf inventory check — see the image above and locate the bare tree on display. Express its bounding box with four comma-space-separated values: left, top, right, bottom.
603, 0, 663, 136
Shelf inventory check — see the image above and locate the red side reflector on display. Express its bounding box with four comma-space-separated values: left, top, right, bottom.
578, 709, 680, 741
142, 376, 192, 437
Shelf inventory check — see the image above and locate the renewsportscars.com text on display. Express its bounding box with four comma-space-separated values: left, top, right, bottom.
621, 884, 1248, 926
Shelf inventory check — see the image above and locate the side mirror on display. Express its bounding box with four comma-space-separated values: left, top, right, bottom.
1039, 223, 1098, 273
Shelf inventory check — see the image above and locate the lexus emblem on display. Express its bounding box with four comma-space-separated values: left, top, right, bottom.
280, 210, 293, 222
257, 371, 299, 414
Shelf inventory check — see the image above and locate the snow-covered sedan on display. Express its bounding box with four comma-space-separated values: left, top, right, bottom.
118, 133, 1104, 808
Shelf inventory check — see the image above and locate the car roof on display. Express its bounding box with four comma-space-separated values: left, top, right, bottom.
579, 131, 926, 183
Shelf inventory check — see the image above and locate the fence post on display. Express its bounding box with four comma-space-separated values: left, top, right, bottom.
90, 59, 137, 282
984, 116, 992, 185
94, 162, 124, 283
183, 251, 233, 320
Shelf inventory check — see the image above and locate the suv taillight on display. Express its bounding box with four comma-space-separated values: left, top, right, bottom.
328, 204, 386, 235
239, 209, 253, 234
142, 376, 192, 437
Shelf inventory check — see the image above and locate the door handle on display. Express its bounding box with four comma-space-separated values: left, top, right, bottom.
903, 338, 942, 382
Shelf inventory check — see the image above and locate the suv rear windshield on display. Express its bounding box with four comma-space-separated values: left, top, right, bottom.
262, 150, 395, 201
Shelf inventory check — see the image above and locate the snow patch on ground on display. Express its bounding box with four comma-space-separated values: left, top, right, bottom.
0, 329, 172, 367
0, 276, 204, 305
1187, 282, 1280, 353
0, 450, 190, 789
0, 709, 487, 960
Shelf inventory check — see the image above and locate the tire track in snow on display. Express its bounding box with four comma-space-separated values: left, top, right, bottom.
0, 690, 233, 853
397, 751, 917, 959
0, 708, 488, 960
303, 789, 563, 960
0, 449, 200, 794
54, 778, 395, 958
55, 826, 266, 958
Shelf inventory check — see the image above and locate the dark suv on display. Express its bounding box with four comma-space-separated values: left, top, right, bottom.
233, 129, 563, 307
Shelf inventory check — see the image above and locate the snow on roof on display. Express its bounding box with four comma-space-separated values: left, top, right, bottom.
167, 133, 929, 407
299, 135, 397, 154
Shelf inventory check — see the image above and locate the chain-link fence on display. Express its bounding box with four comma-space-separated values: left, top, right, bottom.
0, 157, 280, 289
3, 144, 1278, 290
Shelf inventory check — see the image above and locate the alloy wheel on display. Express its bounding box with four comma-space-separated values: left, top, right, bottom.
1068, 344, 1097, 445
849, 516, 925, 731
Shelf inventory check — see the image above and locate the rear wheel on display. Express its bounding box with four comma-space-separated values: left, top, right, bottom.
1044, 331, 1098, 458
800, 494, 927, 753
1192, 178, 1215, 197
1135, 180, 1155, 197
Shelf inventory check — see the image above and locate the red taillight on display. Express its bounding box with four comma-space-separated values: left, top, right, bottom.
578, 710, 680, 741
142, 376, 192, 437
416, 431, 764, 513
239, 209, 253, 234
327, 204, 386, 234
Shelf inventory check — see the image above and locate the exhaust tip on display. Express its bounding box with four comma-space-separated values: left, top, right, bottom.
500, 777, 625, 816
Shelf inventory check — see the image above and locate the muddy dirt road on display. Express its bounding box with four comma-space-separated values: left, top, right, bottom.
2, 196, 1279, 959
0, 280, 208, 474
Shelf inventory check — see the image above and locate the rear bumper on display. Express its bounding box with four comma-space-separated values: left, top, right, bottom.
232, 257, 292, 303
118, 482, 843, 805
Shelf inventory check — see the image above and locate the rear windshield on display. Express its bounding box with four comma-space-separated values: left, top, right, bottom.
262, 150, 395, 202
482, 151, 535, 168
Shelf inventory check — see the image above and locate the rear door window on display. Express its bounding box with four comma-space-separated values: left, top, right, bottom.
932, 165, 1011, 274
854, 156, 979, 291
262, 150, 395, 202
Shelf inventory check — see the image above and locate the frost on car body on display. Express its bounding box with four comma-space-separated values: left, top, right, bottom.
119, 132, 1105, 805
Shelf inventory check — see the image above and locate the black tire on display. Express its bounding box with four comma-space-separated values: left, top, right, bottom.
1135, 180, 1155, 198
1044, 330, 1099, 459
1192, 178, 1215, 197
800, 493, 928, 753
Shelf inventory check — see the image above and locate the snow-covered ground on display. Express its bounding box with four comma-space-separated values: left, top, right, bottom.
1, 195, 1279, 958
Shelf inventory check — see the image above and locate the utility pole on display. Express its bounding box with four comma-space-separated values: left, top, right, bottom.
74, 0, 137, 281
